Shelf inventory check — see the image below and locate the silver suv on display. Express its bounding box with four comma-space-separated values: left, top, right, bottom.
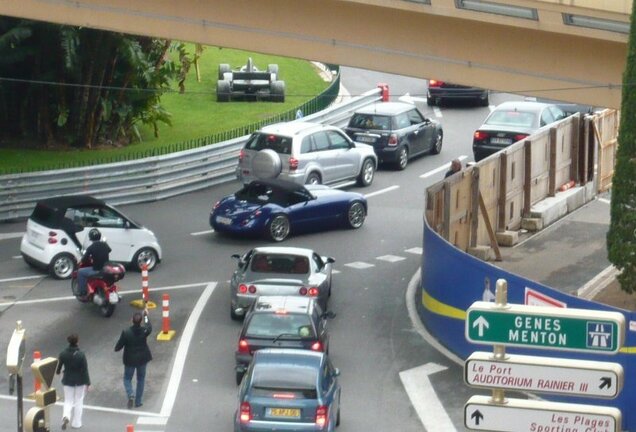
236, 121, 378, 187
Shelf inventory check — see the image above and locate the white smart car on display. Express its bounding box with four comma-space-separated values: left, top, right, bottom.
20, 195, 162, 279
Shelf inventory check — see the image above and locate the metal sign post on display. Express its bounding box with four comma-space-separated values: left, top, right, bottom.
6, 321, 26, 432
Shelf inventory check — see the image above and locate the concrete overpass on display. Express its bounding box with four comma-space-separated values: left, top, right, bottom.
0, 0, 630, 108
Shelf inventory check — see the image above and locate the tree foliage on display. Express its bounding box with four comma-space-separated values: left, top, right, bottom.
0, 17, 182, 148
607, 1, 636, 293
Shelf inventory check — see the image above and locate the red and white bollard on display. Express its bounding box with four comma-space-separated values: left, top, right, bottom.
33, 351, 41, 392
156, 294, 176, 341
141, 264, 149, 304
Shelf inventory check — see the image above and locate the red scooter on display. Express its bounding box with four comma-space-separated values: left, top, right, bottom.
71, 259, 124, 317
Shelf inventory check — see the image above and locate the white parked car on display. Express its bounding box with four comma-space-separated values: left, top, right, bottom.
236, 121, 378, 187
20, 195, 162, 279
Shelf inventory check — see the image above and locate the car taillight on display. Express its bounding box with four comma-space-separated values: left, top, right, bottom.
248, 285, 257, 294
428, 79, 443, 87
311, 341, 323, 352
238, 339, 250, 354
240, 401, 252, 424
387, 134, 398, 146
238, 284, 248, 294
299, 287, 308, 296
289, 157, 299, 171
514, 134, 529, 142
273, 393, 295, 399
48, 231, 58, 244
315, 405, 328, 428
238, 149, 245, 162
473, 131, 489, 141
307, 287, 319, 297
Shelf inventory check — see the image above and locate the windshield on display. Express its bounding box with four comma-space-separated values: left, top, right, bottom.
246, 313, 315, 338
245, 133, 292, 154
349, 114, 391, 131
250, 253, 310, 274
485, 110, 536, 128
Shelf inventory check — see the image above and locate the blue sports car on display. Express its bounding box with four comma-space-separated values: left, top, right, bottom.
210, 179, 367, 242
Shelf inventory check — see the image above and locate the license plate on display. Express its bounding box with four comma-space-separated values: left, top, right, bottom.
108, 292, 119, 304
216, 216, 232, 225
29, 229, 40, 240
490, 137, 512, 145
267, 407, 301, 418
357, 135, 376, 143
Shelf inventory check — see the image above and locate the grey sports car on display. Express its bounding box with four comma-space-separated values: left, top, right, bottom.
229, 246, 334, 320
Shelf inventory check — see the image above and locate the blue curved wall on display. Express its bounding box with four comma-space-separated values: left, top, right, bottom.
419, 222, 636, 430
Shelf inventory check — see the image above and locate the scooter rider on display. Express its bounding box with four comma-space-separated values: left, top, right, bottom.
77, 229, 112, 297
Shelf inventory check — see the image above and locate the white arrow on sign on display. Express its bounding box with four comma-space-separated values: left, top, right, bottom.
472, 316, 489, 336
400, 363, 457, 432
465, 351, 624, 398
465, 395, 621, 432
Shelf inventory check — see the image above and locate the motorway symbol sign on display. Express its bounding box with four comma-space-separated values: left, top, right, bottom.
465, 351, 624, 398
466, 301, 625, 353
465, 395, 621, 432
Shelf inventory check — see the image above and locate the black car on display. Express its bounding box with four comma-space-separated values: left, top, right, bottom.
427, 79, 489, 107
344, 101, 443, 170
472, 101, 567, 162
234, 295, 334, 385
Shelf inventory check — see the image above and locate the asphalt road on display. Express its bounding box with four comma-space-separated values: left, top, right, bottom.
0, 68, 517, 432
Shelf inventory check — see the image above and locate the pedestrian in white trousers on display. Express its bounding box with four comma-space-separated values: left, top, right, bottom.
56, 334, 91, 429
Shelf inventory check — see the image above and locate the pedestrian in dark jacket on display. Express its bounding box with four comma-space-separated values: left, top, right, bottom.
56, 333, 90, 430
115, 309, 152, 409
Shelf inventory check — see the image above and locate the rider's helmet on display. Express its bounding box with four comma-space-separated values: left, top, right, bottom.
88, 228, 101, 242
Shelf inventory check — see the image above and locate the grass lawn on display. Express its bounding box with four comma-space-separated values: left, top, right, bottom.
0, 45, 330, 174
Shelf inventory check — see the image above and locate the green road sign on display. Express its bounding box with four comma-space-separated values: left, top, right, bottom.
466, 301, 625, 354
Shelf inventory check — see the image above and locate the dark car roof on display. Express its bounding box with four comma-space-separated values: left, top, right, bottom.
36, 195, 105, 210
353, 101, 417, 116
247, 178, 308, 194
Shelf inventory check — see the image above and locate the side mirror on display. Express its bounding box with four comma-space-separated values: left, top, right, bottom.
333, 368, 340, 377
326, 257, 335, 264
321, 311, 336, 320
231, 254, 241, 260
123, 219, 130, 229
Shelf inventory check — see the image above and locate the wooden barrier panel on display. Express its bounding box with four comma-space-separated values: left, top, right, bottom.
427, 110, 617, 260
595, 109, 620, 192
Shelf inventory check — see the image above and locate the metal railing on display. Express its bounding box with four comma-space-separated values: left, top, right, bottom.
0, 85, 382, 221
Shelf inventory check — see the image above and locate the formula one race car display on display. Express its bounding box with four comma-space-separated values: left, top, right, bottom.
217, 57, 285, 102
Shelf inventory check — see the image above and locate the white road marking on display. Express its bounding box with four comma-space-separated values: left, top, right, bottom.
399, 363, 457, 432
344, 261, 375, 269
160, 282, 216, 417
433, 107, 443, 118
0, 232, 24, 241
405, 247, 423, 255
332, 269, 341, 274
376, 255, 406, 263
398, 93, 415, 105
190, 229, 214, 236
0, 282, 210, 307
364, 185, 399, 198
0, 394, 164, 417
0, 275, 44, 283
419, 155, 468, 179
598, 198, 610, 204
12, 255, 22, 259
137, 417, 168, 425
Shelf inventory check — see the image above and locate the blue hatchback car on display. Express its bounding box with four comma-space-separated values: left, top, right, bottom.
234, 349, 341, 431
210, 179, 367, 242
